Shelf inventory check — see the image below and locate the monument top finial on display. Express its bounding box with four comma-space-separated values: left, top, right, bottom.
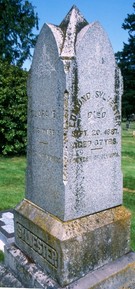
60, 5, 88, 28
60, 5, 88, 58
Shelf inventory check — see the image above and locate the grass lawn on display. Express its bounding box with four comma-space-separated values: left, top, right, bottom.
0, 156, 26, 262
122, 122, 135, 190
0, 250, 4, 262
0, 156, 26, 211
122, 121, 135, 251
0, 122, 135, 258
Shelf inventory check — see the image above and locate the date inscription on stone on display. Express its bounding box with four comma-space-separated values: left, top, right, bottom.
69, 90, 121, 163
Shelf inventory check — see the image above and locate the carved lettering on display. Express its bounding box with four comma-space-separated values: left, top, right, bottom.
94, 139, 103, 146
69, 90, 120, 164
35, 127, 55, 136
88, 108, 106, 119
104, 128, 118, 135
72, 130, 87, 137
69, 92, 91, 128
104, 138, 117, 145
73, 156, 88, 163
93, 152, 119, 160
30, 109, 56, 119
95, 91, 106, 100
69, 115, 81, 128
37, 238, 43, 255
92, 130, 101, 136
16, 222, 58, 269
72, 140, 92, 148
80, 92, 91, 103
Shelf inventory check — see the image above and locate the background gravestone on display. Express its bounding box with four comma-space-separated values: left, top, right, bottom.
13, 6, 131, 287
26, 6, 123, 221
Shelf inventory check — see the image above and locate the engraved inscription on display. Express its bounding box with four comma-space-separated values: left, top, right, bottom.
72, 140, 92, 148
35, 127, 55, 136
69, 92, 91, 128
73, 152, 120, 163
95, 90, 121, 126
72, 137, 118, 149
16, 222, 58, 269
30, 108, 56, 147
72, 130, 87, 137
30, 109, 56, 119
69, 90, 121, 164
88, 108, 106, 119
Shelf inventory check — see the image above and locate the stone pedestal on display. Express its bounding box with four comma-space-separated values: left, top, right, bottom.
4, 246, 135, 289
14, 199, 131, 287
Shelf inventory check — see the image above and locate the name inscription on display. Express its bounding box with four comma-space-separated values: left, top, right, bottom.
16, 222, 58, 269
30, 109, 56, 119
69, 90, 121, 128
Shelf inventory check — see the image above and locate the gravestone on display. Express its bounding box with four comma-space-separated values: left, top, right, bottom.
11, 6, 133, 288
26, 5, 123, 221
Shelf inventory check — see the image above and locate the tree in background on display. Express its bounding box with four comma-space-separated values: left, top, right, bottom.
116, 2, 135, 119
0, 61, 28, 155
0, 0, 38, 155
0, 0, 38, 67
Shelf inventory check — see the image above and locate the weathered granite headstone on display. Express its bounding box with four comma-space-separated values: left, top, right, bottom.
26, 5, 123, 221
12, 6, 132, 288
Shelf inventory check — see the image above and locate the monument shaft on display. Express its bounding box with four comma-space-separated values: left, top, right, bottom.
26, 6, 123, 221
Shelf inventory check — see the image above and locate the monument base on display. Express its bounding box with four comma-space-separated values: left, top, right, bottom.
13, 199, 131, 287
4, 244, 135, 289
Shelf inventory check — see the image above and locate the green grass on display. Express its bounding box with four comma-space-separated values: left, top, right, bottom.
0, 250, 4, 262
0, 156, 26, 210
0, 156, 26, 262
122, 121, 135, 251
122, 122, 135, 190
123, 191, 135, 251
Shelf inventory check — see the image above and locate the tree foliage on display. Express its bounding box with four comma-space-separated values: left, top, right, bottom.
0, 60, 28, 155
0, 0, 38, 67
0, 0, 39, 155
116, 2, 135, 118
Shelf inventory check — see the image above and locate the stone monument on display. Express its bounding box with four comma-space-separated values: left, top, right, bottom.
5, 6, 135, 289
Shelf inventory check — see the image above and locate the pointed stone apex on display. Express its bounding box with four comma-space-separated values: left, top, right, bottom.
60, 5, 88, 33
71, 5, 80, 11
60, 6, 88, 58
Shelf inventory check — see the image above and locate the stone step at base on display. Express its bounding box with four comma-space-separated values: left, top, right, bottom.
4, 244, 135, 289
0, 263, 23, 288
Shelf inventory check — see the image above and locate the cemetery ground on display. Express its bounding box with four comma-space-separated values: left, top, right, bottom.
0, 122, 135, 262
122, 121, 135, 250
